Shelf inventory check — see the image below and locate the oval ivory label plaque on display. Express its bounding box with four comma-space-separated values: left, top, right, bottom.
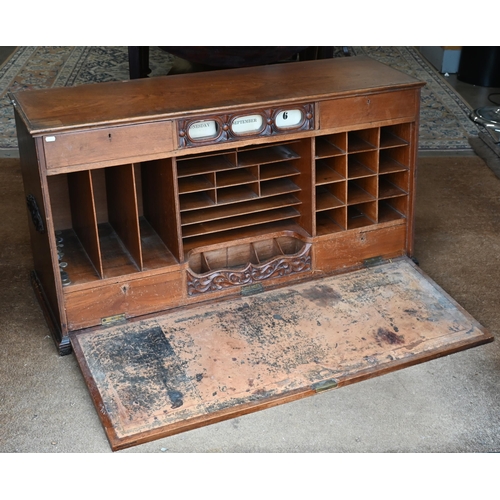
231, 115, 264, 135
188, 120, 218, 140
275, 109, 303, 129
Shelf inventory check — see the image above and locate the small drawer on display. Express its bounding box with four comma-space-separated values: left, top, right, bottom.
43, 121, 175, 170
319, 90, 418, 130
64, 270, 184, 331
314, 223, 407, 273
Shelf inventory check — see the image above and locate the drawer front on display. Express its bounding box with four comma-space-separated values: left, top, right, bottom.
43, 121, 174, 170
64, 271, 184, 331
319, 90, 418, 129
314, 223, 407, 273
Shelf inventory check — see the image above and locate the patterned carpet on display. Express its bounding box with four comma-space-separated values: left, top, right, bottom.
0, 46, 480, 154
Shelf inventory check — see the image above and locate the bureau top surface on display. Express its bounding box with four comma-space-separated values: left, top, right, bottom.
10, 56, 424, 135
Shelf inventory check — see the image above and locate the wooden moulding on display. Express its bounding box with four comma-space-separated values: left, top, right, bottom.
70, 257, 493, 451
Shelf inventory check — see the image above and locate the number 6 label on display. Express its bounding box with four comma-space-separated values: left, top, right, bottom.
275, 109, 303, 129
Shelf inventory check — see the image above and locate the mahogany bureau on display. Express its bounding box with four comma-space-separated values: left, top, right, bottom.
11, 56, 492, 450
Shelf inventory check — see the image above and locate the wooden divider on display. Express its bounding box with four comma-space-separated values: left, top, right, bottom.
67, 170, 103, 278
105, 164, 143, 271
141, 158, 183, 262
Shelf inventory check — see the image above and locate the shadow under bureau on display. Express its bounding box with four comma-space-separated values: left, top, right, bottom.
11, 56, 493, 450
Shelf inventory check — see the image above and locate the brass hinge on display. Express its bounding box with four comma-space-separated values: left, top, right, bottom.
101, 313, 127, 327
241, 283, 264, 296
363, 256, 385, 268
312, 378, 338, 393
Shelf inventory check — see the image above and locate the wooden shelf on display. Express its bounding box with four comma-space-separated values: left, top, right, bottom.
177, 154, 236, 177
259, 162, 300, 181
316, 160, 345, 184
379, 155, 408, 174
216, 168, 258, 188
139, 217, 179, 271
348, 157, 376, 179
378, 202, 406, 223
179, 191, 216, 211
316, 211, 345, 235
98, 222, 140, 279
348, 129, 378, 153
348, 182, 376, 205
347, 204, 376, 229
182, 206, 301, 239
315, 135, 346, 158
378, 178, 408, 199
260, 178, 300, 197
238, 144, 300, 167
178, 174, 214, 194
380, 130, 409, 149
316, 187, 344, 211
181, 193, 301, 226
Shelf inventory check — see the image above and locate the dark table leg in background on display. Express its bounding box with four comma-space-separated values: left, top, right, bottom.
128, 47, 150, 79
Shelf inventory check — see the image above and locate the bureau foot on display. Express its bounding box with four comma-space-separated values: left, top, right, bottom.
30, 271, 72, 356
57, 336, 72, 356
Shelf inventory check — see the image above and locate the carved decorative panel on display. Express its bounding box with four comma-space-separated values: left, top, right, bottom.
178, 104, 314, 149
187, 243, 312, 295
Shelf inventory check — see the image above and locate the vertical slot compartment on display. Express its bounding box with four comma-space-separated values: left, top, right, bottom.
348, 128, 379, 153
316, 155, 347, 184
140, 158, 182, 266
378, 196, 408, 223
348, 176, 377, 205
316, 182, 346, 211
86, 166, 140, 279
252, 238, 283, 263
380, 123, 411, 149
347, 202, 377, 229
67, 170, 103, 279
379, 146, 410, 174
378, 171, 409, 200
348, 151, 378, 178
316, 207, 347, 235
315, 132, 347, 158
47, 171, 104, 286
105, 164, 143, 272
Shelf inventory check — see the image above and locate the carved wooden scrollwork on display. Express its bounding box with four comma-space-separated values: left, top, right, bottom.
187, 243, 312, 295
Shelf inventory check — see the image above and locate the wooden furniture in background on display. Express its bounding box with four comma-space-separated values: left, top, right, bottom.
127, 46, 337, 79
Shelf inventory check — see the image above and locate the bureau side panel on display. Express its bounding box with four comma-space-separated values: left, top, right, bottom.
15, 110, 66, 339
